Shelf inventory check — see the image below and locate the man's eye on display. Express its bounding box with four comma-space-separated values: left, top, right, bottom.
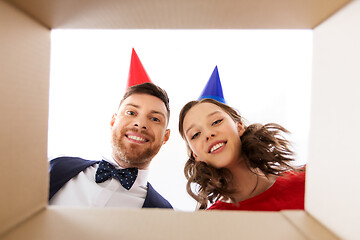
191, 132, 200, 140
212, 119, 223, 126
126, 111, 135, 116
151, 117, 160, 122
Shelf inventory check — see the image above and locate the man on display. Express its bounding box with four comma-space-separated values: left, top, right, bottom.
49, 49, 172, 208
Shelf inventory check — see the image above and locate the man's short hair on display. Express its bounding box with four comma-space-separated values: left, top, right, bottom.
119, 82, 170, 121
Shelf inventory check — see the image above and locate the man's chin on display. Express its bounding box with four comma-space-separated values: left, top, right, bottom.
122, 154, 151, 164
113, 148, 153, 163
111, 141, 162, 165
124, 141, 153, 152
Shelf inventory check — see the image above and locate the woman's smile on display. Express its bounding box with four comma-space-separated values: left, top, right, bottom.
208, 141, 227, 153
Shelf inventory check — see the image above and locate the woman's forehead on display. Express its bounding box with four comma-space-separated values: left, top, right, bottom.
183, 102, 225, 127
188, 102, 223, 117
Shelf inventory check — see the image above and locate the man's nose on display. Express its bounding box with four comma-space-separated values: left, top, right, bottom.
134, 119, 147, 130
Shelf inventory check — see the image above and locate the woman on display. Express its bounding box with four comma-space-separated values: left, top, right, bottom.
178, 98, 305, 210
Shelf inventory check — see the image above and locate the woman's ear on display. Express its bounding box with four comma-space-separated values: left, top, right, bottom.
110, 114, 117, 127
191, 151, 199, 161
237, 122, 245, 136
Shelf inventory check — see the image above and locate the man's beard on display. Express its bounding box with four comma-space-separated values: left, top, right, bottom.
111, 128, 162, 167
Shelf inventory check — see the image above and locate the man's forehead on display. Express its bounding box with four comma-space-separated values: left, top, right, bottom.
121, 93, 167, 113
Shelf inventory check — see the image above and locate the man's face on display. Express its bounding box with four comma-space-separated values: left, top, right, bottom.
110, 93, 170, 169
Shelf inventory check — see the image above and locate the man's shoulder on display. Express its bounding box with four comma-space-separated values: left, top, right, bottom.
49, 156, 100, 188
50, 156, 99, 171
49, 156, 100, 200
50, 156, 98, 165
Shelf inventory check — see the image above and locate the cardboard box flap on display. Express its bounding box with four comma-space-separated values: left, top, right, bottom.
0, 1, 50, 236
2, 208, 337, 240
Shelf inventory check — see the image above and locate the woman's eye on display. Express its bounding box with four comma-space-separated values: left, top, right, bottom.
191, 132, 200, 140
151, 117, 160, 122
212, 119, 223, 126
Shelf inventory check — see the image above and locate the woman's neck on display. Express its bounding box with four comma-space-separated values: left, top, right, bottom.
226, 159, 277, 203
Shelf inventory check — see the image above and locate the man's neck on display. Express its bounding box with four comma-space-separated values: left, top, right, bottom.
111, 153, 151, 169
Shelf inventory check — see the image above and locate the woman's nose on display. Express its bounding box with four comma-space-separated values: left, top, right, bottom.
206, 134, 215, 141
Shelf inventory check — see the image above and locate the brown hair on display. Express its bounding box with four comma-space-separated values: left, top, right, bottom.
178, 98, 299, 209
120, 82, 170, 121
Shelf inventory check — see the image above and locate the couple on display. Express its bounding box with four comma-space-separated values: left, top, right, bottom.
49, 50, 305, 210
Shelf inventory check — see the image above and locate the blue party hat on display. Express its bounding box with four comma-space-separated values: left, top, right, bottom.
198, 66, 225, 103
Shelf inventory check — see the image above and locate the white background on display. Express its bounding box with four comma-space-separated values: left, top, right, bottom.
48, 29, 313, 211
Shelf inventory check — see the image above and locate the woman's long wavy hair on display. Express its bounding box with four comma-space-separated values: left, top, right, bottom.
178, 98, 299, 209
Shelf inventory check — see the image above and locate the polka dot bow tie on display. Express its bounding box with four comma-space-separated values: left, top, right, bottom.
95, 160, 138, 190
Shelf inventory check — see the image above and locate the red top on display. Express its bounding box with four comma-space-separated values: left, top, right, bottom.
207, 170, 305, 211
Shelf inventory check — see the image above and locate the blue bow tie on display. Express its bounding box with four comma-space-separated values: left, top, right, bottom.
95, 160, 138, 190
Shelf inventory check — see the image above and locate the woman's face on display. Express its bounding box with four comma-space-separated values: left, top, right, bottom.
182, 102, 245, 169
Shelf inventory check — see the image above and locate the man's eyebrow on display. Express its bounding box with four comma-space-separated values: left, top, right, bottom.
150, 110, 166, 119
185, 110, 221, 135
125, 103, 166, 119
125, 103, 139, 108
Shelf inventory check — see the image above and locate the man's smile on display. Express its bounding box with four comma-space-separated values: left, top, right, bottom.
125, 133, 149, 143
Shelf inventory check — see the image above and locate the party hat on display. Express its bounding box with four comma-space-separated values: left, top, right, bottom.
198, 66, 225, 103
126, 48, 152, 89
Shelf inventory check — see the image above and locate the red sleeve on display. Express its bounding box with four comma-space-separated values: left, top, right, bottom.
208, 170, 305, 211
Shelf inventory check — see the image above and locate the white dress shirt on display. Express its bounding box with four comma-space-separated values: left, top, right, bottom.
49, 155, 149, 208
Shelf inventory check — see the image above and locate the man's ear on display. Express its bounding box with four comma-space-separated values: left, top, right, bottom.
162, 129, 170, 144
110, 114, 117, 127
237, 122, 245, 136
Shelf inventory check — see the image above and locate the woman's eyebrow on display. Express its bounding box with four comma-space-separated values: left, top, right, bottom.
185, 111, 221, 134
207, 110, 221, 117
185, 124, 195, 135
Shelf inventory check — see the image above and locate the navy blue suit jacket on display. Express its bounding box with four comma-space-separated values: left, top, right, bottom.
49, 157, 173, 209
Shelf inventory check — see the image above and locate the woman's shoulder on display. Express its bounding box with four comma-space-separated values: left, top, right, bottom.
275, 165, 306, 190
207, 200, 235, 210
280, 164, 306, 177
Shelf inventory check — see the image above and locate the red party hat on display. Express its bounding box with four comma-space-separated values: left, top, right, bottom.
126, 48, 152, 89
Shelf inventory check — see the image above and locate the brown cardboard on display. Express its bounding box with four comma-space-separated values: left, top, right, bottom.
6, 0, 351, 29
1, 208, 330, 240
282, 211, 340, 240
307, 0, 360, 239
1, 0, 359, 239
0, 0, 50, 236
